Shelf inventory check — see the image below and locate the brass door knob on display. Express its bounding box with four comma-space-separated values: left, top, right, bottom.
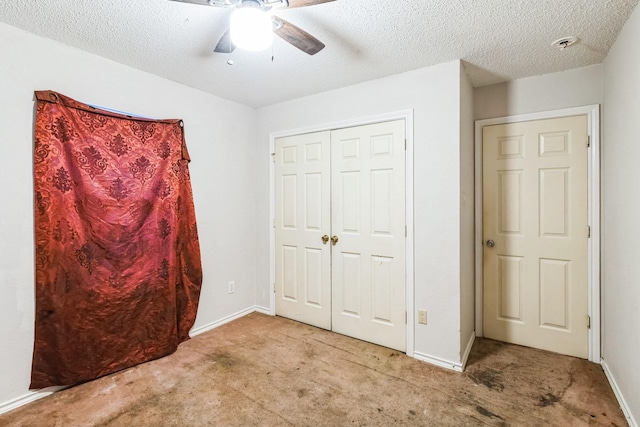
321, 235, 329, 245
331, 235, 339, 246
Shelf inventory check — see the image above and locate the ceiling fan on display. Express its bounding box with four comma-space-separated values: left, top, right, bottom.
170, 0, 334, 55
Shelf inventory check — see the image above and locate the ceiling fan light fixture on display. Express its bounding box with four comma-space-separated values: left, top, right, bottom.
230, 6, 273, 51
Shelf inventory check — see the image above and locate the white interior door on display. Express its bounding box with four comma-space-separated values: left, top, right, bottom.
274, 120, 406, 352
482, 115, 589, 358
331, 120, 406, 351
275, 131, 331, 330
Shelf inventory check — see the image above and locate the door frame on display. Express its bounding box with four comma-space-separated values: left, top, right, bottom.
268, 110, 415, 357
474, 105, 601, 363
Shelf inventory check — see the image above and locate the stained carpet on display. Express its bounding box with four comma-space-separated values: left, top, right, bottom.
0, 313, 627, 426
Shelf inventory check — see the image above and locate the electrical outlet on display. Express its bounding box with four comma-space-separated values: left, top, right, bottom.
418, 310, 427, 325
228, 281, 235, 294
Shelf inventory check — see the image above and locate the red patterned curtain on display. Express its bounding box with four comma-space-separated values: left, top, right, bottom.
30, 91, 203, 389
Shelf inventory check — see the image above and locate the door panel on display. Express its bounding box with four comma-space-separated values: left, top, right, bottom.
331, 120, 406, 351
281, 245, 298, 300
275, 131, 331, 330
483, 115, 588, 358
304, 247, 323, 307
498, 255, 523, 321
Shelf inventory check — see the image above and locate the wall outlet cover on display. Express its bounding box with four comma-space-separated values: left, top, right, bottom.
418, 310, 427, 325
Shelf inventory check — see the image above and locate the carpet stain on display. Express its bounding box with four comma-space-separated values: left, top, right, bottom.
469, 369, 505, 392
94, 393, 165, 426
207, 351, 237, 370
537, 392, 561, 407
476, 405, 503, 420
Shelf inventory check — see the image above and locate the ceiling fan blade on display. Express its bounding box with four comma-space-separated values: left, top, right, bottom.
286, 0, 335, 8
169, 0, 214, 6
214, 27, 236, 53
272, 16, 325, 55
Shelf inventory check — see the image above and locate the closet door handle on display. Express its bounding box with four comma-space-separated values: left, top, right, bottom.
331, 235, 339, 246
321, 235, 329, 245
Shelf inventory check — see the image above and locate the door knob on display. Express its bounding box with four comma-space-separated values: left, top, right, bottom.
486, 239, 495, 248
331, 235, 339, 246
321, 235, 329, 245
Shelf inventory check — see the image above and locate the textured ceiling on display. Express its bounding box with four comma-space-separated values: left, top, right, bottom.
0, 0, 638, 108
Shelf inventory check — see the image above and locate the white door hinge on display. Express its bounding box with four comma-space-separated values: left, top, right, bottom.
271, 152, 276, 162
273, 218, 276, 228
587, 315, 591, 329
587, 225, 591, 238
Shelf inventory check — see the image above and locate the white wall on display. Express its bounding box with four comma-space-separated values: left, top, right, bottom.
256, 60, 473, 367
0, 23, 258, 409
459, 65, 475, 361
602, 4, 640, 425
473, 64, 604, 120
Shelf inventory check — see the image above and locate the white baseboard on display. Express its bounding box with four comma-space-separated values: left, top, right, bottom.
413, 333, 476, 373
0, 387, 65, 416
190, 306, 268, 337
413, 351, 464, 372
460, 332, 476, 371
254, 305, 272, 315
601, 359, 638, 427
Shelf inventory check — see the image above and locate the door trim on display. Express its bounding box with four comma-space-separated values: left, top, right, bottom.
474, 105, 601, 363
268, 110, 415, 357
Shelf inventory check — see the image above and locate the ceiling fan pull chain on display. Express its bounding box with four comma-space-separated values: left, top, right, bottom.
227, 34, 235, 65
227, 50, 234, 65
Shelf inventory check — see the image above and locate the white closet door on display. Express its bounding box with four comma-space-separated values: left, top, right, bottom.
275, 131, 332, 330
330, 120, 406, 351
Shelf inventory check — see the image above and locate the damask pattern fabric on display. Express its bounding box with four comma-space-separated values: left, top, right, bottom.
30, 91, 203, 389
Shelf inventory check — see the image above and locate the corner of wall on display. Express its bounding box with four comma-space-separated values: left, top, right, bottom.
601, 3, 640, 425
459, 62, 476, 357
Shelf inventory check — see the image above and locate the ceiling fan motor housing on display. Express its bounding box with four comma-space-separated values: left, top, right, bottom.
173, 0, 329, 55
207, 0, 288, 9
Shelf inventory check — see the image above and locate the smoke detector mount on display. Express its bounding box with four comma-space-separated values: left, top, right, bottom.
551, 36, 578, 50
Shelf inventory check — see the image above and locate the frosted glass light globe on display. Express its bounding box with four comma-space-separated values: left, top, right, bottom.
230, 7, 273, 51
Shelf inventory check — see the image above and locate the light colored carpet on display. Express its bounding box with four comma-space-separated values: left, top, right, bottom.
0, 313, 627, 426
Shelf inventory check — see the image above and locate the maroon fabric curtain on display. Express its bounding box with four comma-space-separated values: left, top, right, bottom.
30, 91, 203, 389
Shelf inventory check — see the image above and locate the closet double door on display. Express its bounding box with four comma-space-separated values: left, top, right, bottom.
275, 120, 406, 351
